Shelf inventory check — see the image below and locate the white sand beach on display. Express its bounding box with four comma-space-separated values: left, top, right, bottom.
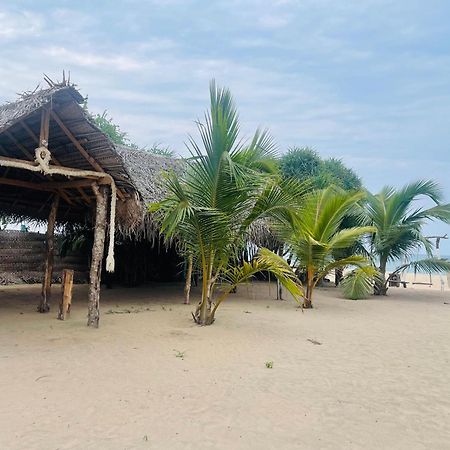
1, 282, 449, 450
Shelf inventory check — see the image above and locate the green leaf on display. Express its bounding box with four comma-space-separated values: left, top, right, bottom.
341, 266, 381, 300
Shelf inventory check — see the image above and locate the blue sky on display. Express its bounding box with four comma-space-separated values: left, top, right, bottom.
1, 0, 449, 251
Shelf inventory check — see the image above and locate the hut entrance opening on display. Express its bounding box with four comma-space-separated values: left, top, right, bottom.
0, 120, 117, 327
0, 83, 133, 327
0, 81, 185, 326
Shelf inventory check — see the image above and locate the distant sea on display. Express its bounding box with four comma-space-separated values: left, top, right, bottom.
386, 255, 450, 273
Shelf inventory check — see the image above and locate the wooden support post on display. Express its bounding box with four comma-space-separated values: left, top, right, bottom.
39, 194, 60, 313
184, 254, 193, 305
87, 185, 108, 327
58, 269, 74, 320
39, 106, 50, 148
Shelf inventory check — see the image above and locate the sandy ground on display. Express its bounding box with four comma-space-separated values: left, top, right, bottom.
1, 281, 450, 450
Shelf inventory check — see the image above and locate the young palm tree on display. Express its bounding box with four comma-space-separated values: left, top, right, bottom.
0, 214, 11, 231
150, 81, 305, 325
363, 180, 450, 295
282, 187, 375, 308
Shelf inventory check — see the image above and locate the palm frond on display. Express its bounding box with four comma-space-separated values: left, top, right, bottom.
361, 180, 449, 271
328, 226, 375, 249
392, 258, 450, 276
341, 266, 381, 300
220, 247, 304, 305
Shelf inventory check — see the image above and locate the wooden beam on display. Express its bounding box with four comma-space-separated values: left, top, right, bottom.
50, 110, 103, 171
87, 184, 108, 327
5, 131, 34, 159
0, 177, 52, 191
50, 110, 125, 200
3, 134, 75, 206
20, 120, 91, 204
39, 106, 51, 147
0, 176, 109, 192
39, 194, 59, 313
50, 178, 110, 189
19, 120, 39, 143
0, 156, 110, 180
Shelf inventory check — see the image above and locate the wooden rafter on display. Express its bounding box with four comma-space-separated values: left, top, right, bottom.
50, 110, 126, 200
4, 129, 75, 206
5, 130, 34, 159
20, 118, 91, 204
0, 176, 109, 192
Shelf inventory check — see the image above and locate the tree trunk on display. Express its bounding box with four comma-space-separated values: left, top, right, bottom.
276, 279, 283, 300
276, 245, 284, 300
39, 194, 59, 313
335, 267, 344, 286
201, 280, 214, 324
374, 257, 388, 295
87, 185, 108, 327
194, 267, 214, 325
303, 270, 314, 308
184, 254, 193, 304
303, 287, 313, 308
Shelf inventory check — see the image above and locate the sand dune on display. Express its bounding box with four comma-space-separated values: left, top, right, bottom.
1, 282, 450, 449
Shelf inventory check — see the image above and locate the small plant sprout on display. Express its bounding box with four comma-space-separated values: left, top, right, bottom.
265, 361, 274, 369
174, 349, 186, 359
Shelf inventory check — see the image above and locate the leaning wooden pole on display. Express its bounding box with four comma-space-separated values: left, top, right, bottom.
184, 254, 193, 305
39, 194, 59, 313
87, 184, 108, 328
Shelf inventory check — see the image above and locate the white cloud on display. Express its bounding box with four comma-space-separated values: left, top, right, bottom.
0, 0, 449, 210
0, 10, 44, 40
257, 14, 291, 29
43, 47, 144, 72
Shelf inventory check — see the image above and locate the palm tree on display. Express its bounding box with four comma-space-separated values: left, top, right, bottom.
363, 180, 450, 295
150, 81, 305, 325
0, 214, 10, 231
282, 187, 375, 308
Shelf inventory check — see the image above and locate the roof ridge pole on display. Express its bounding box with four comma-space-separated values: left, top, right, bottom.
38, 194, 60, 313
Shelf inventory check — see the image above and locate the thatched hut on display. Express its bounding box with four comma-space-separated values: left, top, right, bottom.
0, 80, 182, 326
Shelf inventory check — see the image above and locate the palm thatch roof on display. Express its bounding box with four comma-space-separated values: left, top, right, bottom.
0, 81, 182, 240
115, 144, 183, 204
115, 145, 184, 239
0, 80, 275, 247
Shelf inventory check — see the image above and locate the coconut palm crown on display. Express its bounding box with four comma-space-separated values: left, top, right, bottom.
362, 180, 450, 294
150, 81, 306, 324
281, 187, 376, 308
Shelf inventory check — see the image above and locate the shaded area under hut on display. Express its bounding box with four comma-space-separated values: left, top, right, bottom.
0, 79, 183, 326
